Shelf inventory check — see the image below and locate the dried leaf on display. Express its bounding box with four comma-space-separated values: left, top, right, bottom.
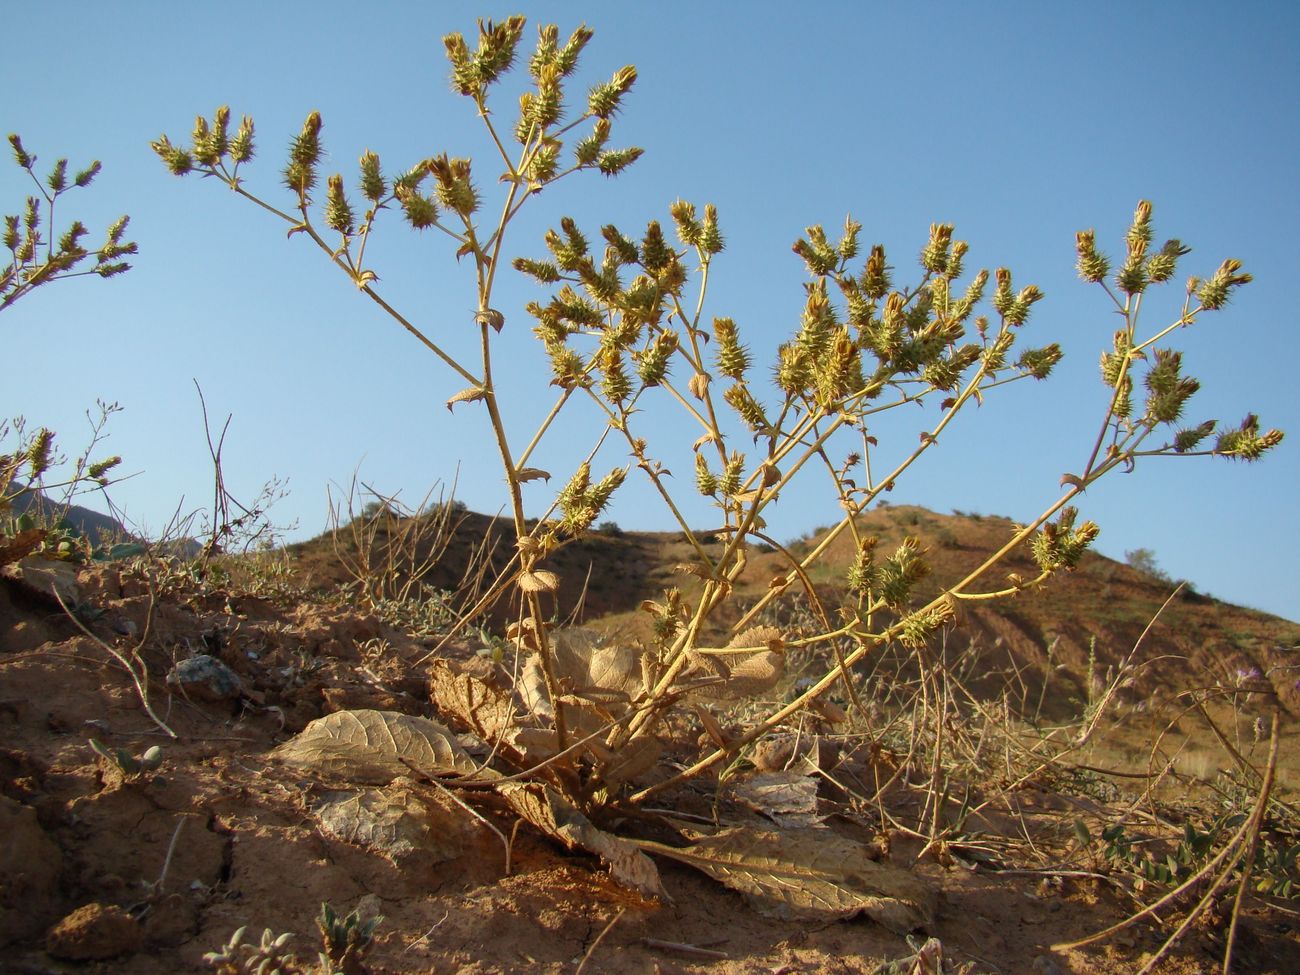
0, 528, 46, 567
516, 468, 552, 484
639, 828, 935, 932
272, 709, 482, 785
688, 372, 710, 399
428, 659, 517, 744
312, 783, 478, 863
499, 781, 666, 900
519, 569, 560, 593
729, 771, 824, 829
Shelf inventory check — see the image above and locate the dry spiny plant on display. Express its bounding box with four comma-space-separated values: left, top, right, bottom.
155, 13, 1284, 932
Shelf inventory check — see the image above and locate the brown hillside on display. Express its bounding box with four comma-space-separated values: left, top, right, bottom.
286, 503, 1300, 725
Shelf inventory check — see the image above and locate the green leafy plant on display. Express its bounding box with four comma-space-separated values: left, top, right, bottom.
89, 738, 163, 780
154, 12, 1283, 907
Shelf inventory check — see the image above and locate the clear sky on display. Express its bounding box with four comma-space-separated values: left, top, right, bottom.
4, 2, 1297, 622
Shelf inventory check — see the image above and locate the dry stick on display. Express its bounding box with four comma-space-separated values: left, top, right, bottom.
1052, 713, 1279, 962
573, 907, 626, 975
1220, 710, 1279, 975
53, 589, 177, 739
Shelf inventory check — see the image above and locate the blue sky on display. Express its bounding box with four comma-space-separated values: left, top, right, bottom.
3, 2, 1297, 622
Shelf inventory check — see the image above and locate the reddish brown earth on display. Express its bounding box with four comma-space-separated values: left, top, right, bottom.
1, 512, 1297, 975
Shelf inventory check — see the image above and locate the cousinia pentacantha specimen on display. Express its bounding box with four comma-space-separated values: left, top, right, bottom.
152, 15, 1281, 814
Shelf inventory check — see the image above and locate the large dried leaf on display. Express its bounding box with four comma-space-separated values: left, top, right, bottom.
428, 659, 517, 742
499, 781, 666, 901
313, 784, 478, 864
685, 626, 786, 701
0, 529, 46, 567
273, 709, 484, 785
637, 827, 935, 933
729, 770, 824, 829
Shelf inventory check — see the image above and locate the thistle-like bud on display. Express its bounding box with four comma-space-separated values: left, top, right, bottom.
557, 24, 594, 75
952, 268, 988, 323
151, 136, 192, 176
284, 112, 323, 199
1197, 258, 1252, 310
473, 16, 527, 87
719, 450, 745, 497
1115, 251, 1147, 295
557, 460, 591, 512
1006, 285, 1043, 326
1126, 200, 1154, 258
816, 327, 862, 406
992, 268, 1014, 317
775, 343, 811, 397
46, 158, 68, 193
1031, 507, 1099, 572
981, 330, 1014, 372
695, 453, 718, 496
1075, 229, 1109, 283
1146, 239, 1189, 283
526, 138, 562, 184
669, 200, 702, 246
395, 184, 438, 230
26, 428, 55, 477
878, 537, 929, 610
640, 220, 671, 273
8, 134, 32, 169
1099, 330, 1133, 418
325, 174, 355, 235
637, 329, 678, 385
230, 115, 255, 163
861, 244, 890, 299
700, 204, 724, 255
724, 384, 769, 433
530, 23, 559, 78
513, 257, 562, 283
838, 216, 862, 261
74, 161, 102, 188
945, 240, 968, 281
573, 117, 611, 166
1016, 343, 1063, 380
359, 150, 385, 202
1143, 348, 1199, 424
597, 146, 643, 177
1173, 420, 1216, 453
443, 32, 478, 96
847, 537, 880, 597
588, 65, 637, 119
427, 154, 479, 216
58, 221, 88, 255
1213, 414, 1284, 461
601, 346, 632, 402
531, 62, 563, 128
920, 222, 954, 274
87, 455, 121, 484
588, 466, 627, 510
713, 317, 750, 379
793, 225, 838, 276
3, 215, 18, 251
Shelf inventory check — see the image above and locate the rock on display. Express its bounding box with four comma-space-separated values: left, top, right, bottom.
1, 556, 80, 605
0, 796, 63, 946
46, 902, 141, 960
166, 654, 243, 703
